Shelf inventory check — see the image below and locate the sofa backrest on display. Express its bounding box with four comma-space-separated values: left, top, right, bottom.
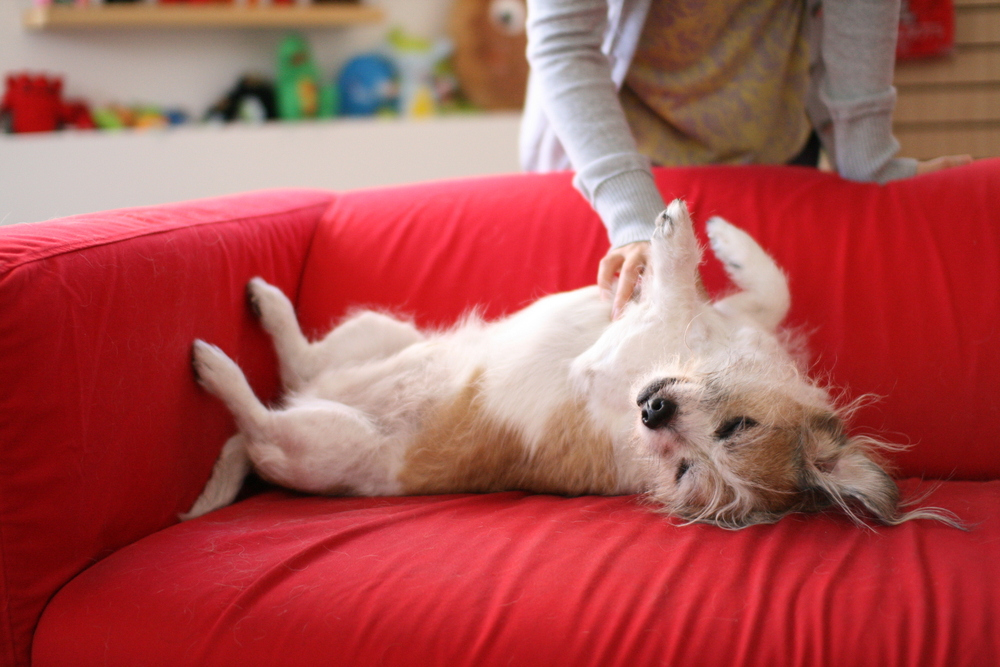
297, 163, 1000, 483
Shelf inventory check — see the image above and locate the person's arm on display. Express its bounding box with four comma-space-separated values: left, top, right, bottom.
811, 0, 970, 182
526, 0, 663, 316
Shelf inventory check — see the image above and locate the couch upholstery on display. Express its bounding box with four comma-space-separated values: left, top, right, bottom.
2, 162, 998, 667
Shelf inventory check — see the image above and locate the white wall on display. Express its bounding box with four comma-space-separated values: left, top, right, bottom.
0, 113, 522, 224
0, 0, 524, 224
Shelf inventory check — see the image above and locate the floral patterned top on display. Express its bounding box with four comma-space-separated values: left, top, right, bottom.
621, 0, 811, 166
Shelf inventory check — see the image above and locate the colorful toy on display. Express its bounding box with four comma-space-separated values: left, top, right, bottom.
449, 0, 529, 110
61, 100, 96, 130
133, 106, 170, 130
387, 28, 453, 118
1, 73, 94, 133
206, 74, 278, 123
336, 53, 399, 117
276, 33, 336, 120
92, 104, 187, 131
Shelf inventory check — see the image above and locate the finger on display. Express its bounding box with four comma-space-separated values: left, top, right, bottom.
598, 253, 624, 300
942, 155, 973, 169
613, 256, 644, 320
917, 154, 973, 175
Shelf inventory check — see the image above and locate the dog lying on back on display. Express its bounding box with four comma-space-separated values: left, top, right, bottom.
184, 200, 954, 528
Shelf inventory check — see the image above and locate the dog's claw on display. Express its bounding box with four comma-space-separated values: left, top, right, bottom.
191, 341, 203, 383
246, 282, 263, 319
654, 210, 673, 237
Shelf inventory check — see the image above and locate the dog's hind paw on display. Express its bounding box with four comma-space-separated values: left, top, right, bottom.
246, 277, 297, 336
191, 339, 243, 398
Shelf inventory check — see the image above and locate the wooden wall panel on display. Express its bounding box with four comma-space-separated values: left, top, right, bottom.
893, 0, 1000, 158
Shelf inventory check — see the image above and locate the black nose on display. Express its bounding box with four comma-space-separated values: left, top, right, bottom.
641, 397, 678, 429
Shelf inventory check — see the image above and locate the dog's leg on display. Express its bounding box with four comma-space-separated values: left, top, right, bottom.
180, 432, 251, 520
192, 339, 399, 498
243, 396, 400, 496
570, 201, 705, 416
247, 278, 424, 390
192, 339, 271, 429
644, 199, 705, 317
706, 217, 790, 331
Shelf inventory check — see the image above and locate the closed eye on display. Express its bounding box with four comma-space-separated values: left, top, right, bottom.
675, 460, 691, 483
715, 416, 758, 440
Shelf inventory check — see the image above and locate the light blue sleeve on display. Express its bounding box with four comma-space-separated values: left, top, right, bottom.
524, 0, 664, 247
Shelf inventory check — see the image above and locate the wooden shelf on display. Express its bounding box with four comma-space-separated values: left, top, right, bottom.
23, 3, 384, 30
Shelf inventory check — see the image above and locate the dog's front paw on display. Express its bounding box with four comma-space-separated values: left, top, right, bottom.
653, 199, 692, 240
654, 209, 673, 238
191, 339, 243, 398
246, 277, 296, 335
706, 216, 754, 273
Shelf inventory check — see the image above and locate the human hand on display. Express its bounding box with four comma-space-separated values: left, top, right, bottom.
598, 241, 650, 320
916, 154, 973, 176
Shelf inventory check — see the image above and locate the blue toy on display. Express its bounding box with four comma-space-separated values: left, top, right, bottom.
336, 53, 399, 117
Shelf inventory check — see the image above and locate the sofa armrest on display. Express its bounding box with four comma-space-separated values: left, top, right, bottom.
0, 189, 332, 667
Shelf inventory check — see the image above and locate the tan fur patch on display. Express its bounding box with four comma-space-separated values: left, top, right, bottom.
720, 392, 818, 513
398, 370, 618, 496
728, 427, 802, 512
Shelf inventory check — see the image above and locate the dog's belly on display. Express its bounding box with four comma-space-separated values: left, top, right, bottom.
397, 369, 623, 497
392, 287, 633, 496
296, 286, 634, 497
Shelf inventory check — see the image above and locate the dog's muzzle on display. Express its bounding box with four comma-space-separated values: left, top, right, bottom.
637, 379, 679, 430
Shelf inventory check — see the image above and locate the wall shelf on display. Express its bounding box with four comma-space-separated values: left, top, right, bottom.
23, 3, 384, 31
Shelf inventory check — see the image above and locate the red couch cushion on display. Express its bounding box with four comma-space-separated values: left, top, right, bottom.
297, 162, 1000, 480
35, 481, 1000, 667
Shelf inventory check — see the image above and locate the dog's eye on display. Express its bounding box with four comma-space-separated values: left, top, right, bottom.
675, 460, 692, 483
715, 416, 758, 440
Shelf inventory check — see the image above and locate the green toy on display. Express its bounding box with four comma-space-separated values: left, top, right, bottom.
276, 34, 336, 120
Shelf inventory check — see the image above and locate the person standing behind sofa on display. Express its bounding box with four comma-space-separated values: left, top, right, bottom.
519, 0, 972, 318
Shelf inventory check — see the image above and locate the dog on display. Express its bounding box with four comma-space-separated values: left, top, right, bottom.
183, 200, 956, 529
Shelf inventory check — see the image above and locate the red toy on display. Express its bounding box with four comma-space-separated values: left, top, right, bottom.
1, 73, 95, 133
897, 0, 955, 59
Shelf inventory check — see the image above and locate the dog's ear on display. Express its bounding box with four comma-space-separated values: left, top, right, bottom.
807, 447, 901, 525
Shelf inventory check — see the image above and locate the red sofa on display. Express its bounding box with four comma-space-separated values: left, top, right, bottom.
2, 163, 998, 667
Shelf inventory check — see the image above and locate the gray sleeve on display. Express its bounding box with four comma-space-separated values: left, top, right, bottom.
807, 0, 918, 183
525, 0, 663, 247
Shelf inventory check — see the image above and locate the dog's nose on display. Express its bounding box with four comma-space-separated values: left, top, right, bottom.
641, 397, 678, 429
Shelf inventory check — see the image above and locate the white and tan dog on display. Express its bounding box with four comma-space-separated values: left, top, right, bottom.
184, 201, 952, 528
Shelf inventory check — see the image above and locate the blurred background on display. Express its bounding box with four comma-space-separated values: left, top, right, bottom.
0, 0, 997, 224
